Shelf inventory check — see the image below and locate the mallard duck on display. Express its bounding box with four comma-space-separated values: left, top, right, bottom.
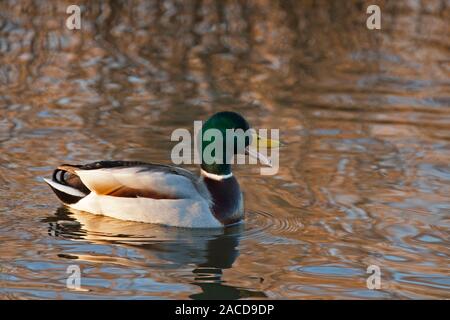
44, 111, 278, 228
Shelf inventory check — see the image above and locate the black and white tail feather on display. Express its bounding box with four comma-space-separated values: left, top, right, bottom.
43, 166, 90, 204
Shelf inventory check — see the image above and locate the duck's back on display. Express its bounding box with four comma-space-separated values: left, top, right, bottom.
44, 161, 223, 228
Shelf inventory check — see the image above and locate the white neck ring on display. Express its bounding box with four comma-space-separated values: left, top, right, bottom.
200, 169, 233, 181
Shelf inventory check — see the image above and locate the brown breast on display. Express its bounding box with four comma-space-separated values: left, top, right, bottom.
202, 175, 243, 226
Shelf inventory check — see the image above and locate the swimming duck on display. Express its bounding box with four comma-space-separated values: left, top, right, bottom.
44, 111, 278, 228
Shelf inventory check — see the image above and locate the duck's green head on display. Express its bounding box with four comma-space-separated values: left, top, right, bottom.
199, 111, 277, 176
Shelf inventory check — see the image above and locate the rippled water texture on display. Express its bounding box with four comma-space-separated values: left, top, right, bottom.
0, 0, 449, 299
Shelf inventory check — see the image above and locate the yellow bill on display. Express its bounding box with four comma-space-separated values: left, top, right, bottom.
245, 130, 281, 167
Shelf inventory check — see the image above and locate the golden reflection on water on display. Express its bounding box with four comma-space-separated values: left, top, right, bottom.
0, 0, 449, 299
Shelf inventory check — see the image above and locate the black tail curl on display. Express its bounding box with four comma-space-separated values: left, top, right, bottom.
48, 165, 90, 204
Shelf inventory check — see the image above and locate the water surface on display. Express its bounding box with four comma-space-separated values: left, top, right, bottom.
0, 0, 449, 299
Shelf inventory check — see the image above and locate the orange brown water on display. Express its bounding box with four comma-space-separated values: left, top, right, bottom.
0, 0, 449, 299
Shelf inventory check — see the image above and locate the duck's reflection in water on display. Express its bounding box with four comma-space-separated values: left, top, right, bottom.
44, 207, 266, 300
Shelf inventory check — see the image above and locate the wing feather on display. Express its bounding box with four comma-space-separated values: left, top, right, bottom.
75, 165, 211, 203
